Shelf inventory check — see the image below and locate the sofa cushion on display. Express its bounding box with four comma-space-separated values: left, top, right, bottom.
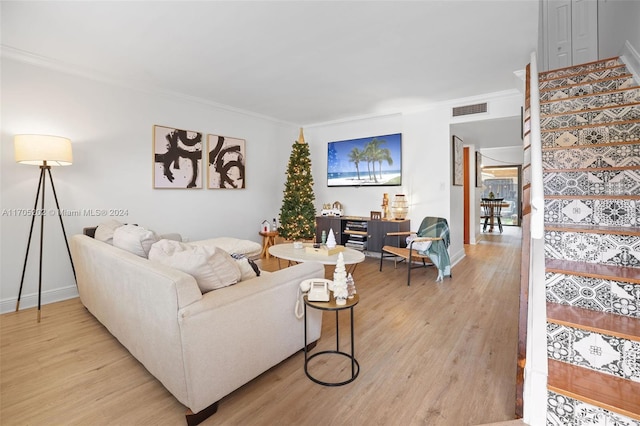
160, 232, 182, 242
149, 239, 241, 293
95, 219, 124, 244
189, 237, 262, 259
113, 224, 159, 258
230, 253, 261, 281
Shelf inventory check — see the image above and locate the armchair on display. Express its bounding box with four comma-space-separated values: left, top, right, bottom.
379, 217, 452, 284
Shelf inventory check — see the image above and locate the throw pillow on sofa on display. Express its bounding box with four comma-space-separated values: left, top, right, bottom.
148, 239, 241, 293
113, 224, 159, 258
95, 219, 124, 244
230, 253, 261, 281
189, 237, 262, 259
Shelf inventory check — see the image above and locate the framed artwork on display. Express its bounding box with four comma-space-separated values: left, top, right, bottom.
452, 135, 463, 186
475, 151, 482, 188
207, 134, 246, 189
153, 125, 203, 189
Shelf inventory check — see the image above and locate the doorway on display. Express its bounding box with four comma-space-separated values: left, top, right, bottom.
481, 165, 522, 227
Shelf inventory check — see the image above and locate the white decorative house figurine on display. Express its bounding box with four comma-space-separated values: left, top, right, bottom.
326, 228, 337, 249
333, 252, 348, 305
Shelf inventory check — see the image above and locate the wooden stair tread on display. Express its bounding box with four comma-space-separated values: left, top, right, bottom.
541, 101, 640, 118
545, 194, 640, 200
548, 359, 640, 420
547, 301, 640, 341
545, 223, 640, 236
543, 139, 640, 150
539, 56, 621, 80
545, 258, 640, 284
540, 86, 640, 106
541, 118, 640, 133
544, 165, 640, 173
539, 63, 626, 83
539, 74, 634, 94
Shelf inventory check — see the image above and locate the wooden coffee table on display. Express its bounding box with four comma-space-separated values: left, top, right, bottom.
268, 243, 365, 274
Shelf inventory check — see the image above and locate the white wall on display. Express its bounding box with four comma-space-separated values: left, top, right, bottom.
480, 146, 525, 167
1, 55, 525, 313
1, 58, 298, 312
598, 0, 640, 58
307, 91, 524, 266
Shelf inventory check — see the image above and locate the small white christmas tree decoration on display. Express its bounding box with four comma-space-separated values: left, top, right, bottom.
326, 228, 337, 248
333, 252, 348, 305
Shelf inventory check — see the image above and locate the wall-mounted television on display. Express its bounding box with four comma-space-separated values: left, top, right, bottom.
327, 133, 402, 187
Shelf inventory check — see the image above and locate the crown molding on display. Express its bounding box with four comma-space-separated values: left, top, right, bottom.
0, 44, 297, 127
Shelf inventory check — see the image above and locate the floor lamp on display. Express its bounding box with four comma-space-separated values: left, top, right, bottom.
14, 134, 76, 322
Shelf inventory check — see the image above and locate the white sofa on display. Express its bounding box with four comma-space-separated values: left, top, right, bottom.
70, 233, 324, 423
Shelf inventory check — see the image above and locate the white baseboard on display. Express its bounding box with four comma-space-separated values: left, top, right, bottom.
620, 40, 640, 83
1, 285, 79, 314
450, 248, 465, 267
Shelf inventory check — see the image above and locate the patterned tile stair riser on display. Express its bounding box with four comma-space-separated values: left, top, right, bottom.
541, 88, 640, 115
541, 77, 637, 102
539, 65, 630, 91
540, 105, 640, 130
540, 58, 622, 81
542, 144, 640, 169
547, 392, 640, 426
546, 272, 640, 318
547, 323, 640, 382
548, 390, 640, 426
544, 230, 640, 268
541, 57, 640, 424
543, 199, 639, 227
542, 169, 640, 196
541, 122, 640, 149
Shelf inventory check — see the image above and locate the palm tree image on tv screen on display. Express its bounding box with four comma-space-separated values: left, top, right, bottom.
327, 133, 402, 187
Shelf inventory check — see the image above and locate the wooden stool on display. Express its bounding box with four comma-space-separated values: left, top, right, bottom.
259, 231, 278, 258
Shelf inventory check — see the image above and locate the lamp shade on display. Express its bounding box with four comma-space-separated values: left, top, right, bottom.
14, 134, 73, 166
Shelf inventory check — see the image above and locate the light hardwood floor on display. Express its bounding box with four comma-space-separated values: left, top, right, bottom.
1, 227, 522, 425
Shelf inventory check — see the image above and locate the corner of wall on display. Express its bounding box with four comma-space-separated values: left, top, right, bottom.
620, 40, 640, 83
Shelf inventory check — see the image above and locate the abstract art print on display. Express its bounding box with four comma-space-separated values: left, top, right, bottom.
153, 125, 203, 189
207, 134, 246, 189
452, 135, 463, 186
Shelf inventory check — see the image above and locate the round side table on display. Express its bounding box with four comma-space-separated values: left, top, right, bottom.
303, 294, 359, 386
259, 230, 278, 258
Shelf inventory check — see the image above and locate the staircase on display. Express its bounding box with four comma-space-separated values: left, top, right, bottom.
538, 57, 640, 424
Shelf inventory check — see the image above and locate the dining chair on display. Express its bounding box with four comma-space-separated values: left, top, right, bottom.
481, 198, 504, 233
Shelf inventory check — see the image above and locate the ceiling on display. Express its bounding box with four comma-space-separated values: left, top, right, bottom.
452, 116, 523, 150
1, 1, 539, 129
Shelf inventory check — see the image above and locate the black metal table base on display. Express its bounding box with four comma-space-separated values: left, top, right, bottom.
304, 350, 360, 386
304, 295, 359, 386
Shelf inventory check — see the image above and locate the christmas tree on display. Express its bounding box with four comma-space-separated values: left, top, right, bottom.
278, 129, 316, 241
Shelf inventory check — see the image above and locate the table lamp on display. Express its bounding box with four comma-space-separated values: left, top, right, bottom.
14, 134, 76, 322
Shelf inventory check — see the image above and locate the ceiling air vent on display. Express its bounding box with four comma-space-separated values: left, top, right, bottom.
452, 102, 488, 117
